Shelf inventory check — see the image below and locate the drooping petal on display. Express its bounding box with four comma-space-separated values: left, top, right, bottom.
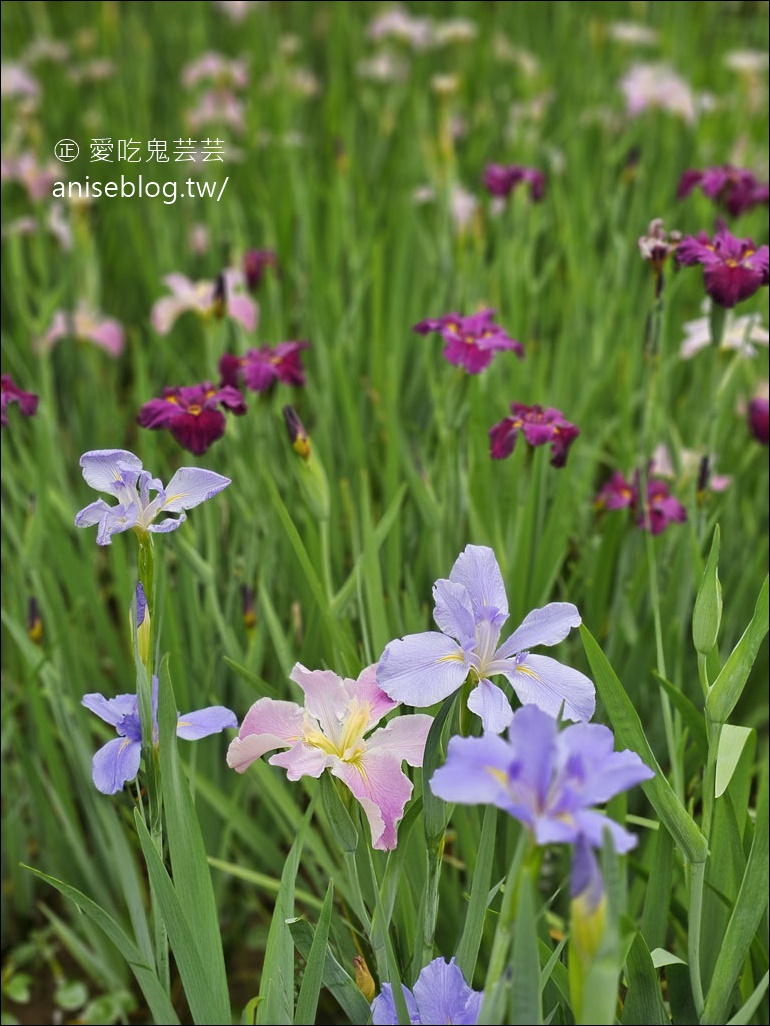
430, 733, 520, 812
449, 544, 508, 621
377, 631, 471, 706
226, 697, 305, 771
432, 578, 476, 644
371, 983, 419, 1025
412, 957, 481, 1026
161, 467, 231, 512
151, 295, 188, 334
227, 292, 258, 332
572, 809, 639, 853
466, 678, 514, 734
168, 408, 227, 455
148, 514, 187, 535
503, 653, 595, 722
365, 713, 433, 766
290, 664, 349, 737
333, 750, 414, 850
91, 736, 142, 794
348, 664, 397, 730
82, 691, 138, 728
85, 318, 125, 357
79, 449, 143, 493
176, 705, 238, 739
74, 498, 113, 528
497, 602, 581, 657
269, 743, 330, 780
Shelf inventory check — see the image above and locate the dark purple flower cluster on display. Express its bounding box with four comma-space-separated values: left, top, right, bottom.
677, 165, 769, 218
748, 397, 769, 446
483, 163, 545, 202
137, 383, 247, 456
596, 471, 687, 535
489, 402, 579, 467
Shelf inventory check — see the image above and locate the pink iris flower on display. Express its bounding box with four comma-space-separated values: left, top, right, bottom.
227, 663, 432, 851
151, 270, 257, 334
36, 303, 125, 356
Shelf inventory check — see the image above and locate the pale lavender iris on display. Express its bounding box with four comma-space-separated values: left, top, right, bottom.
83, 677, 237, 794
431, 704, 654, 852
371, 957, 482, 1025
74, 449, 230, 545
377, 545, 595, 734
227, 663, 432, 851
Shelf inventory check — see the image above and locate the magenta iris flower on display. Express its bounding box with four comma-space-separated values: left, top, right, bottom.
377, 545, 595, 734
1, 374, 38, 426
748, 397, 769, 445
74, 449, 230, 545
227, 664, 432, 851
137, 382, 247, 455
676, 228, 769, 308
371, 957, 482, 1025
414, 310, 524, 374
243, 248, 278, 291
431, 704, 654, 852
595, 471, 687, 534
489, 403, 579, 467
483, 163, 545, 201
677, 165, 769, 218
219, 341, 308, 393
83, 676, 237, 794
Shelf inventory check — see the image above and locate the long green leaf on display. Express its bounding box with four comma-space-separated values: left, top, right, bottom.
706, 576, 768, 724
727, 972, 769, 1026
24, 866, 179, 1026
580, 626, 708, 865
455, 805, 497, 981
510, 867, 542, 1026
289, 919, 372, 1024
621, 932, 669, 1025
294, 881, 334, 1025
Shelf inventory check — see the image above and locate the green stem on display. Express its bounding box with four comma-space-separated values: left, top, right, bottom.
343, 850, 372, 936
688, 860, 707, 1020
482, 832, 528, 994
421, 838, 442, 967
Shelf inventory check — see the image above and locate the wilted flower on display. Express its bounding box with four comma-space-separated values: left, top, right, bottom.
36, 303, 124, 356
371, 957, 482, 1025
595, 470, 687, 534
1, 374, 39, 426
377, 545, 595, 734
676, 228, 769, 308
151, 270, 257, 334
748, 397, 769, 445
638, 218, 682, 276
431, 704, 654, 851
243, 248, 278, 291
680, 304, 768, 359
489, 403, 579, 467
414, 309, 524, 374
483, 163, 545, 201
137, 382, 247, 455
219, 341, 307, 393
227, 663, 432, 850
677, 165, 769, 218
83, 677, 236, 794
74, 449, 230, 545
620, 62, 698, 122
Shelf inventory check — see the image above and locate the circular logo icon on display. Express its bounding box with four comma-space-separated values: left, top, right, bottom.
54, 139, 79, 162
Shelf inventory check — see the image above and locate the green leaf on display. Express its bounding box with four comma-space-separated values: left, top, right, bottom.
706, 576, 769, 724
715, 726, 755, 799
156, 662, 231, 1023
693, 525, 722, 655
422, 694, 458, 844
294, 882, 334, 1025
641, 827, 674, 951
653, 672, 707, 756
509, 868, 542, 1025
455, 805, 497, 981
23, 867, 179, 1025
320, 773, 358, 853
580, 626, 708, 865
621, 932, 669, 1025
650, 949, 686, 968
289, 919, 372, 1024
727, 972, 769, 1025
702, 763, 769, 1025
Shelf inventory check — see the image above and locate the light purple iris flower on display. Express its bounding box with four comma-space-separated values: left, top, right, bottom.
83, 677, 237, 794
371, 957, 482, 1025
377, 545, 595, 734
74, 449, 230, 545
227, 663, 432, 851
431, 704, 654, 852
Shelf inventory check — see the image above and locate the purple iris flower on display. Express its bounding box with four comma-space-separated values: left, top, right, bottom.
83, 677, 237, 794
489, 402, 579, 467
1, 374, 39, 426
676, 227, 769, 308
414, 309, 524, 374
219, 341, 308, 393
431, 704, 654, 852
377, 545, 595, 734
748, 396, 769, 445
74, 449, 231, 545
242, 248, 278, 291
483, 163, 545, 202
371, 957, 482, 1025
137, 382, 247, 455
595, 471, 687, 535
677, 165, 769, 218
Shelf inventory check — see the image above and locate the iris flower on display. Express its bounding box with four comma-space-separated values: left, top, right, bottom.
227, 663, 432, 850
488, 402, 579, 466
74, 449, 230, 545
377, 545, 595, 734
371, 957, 482, 1025
83, 677, 237, 794
137, 382, 247, 455
676, 228, 769, 308
151, 269, 257, 334
1, 374, 38, 426
430, 704, 654, 851
414, 310, 524, 374
677, 165, 769, 218
482, 163, 545, 202
219, 341, 308, 393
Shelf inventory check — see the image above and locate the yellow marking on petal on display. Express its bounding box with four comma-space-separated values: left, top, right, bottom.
486, 766, 509, 786
516, 664, 543, 682
437, 651, 467, 663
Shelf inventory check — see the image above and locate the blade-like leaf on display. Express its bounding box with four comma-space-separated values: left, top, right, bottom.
706, 576, 768, 724
294, 881, 334, 1025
